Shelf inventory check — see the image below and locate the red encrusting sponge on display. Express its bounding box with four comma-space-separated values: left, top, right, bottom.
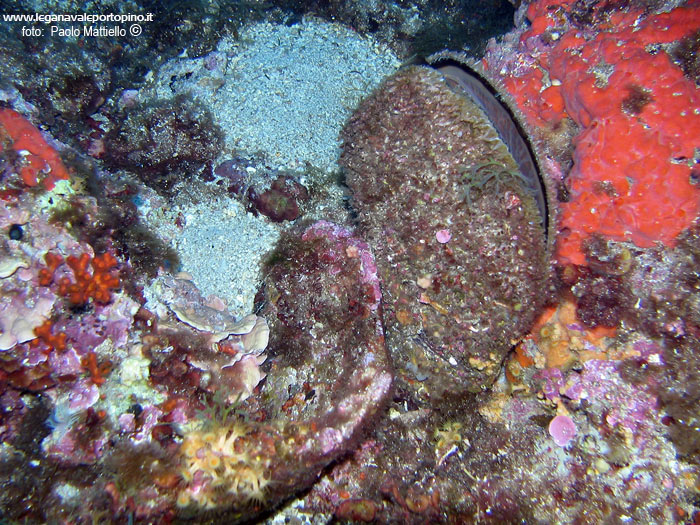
500, 0, 700, 265
0, 108, 70, 190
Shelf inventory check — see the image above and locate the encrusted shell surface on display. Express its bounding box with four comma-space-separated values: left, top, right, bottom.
341, 65, 552, 392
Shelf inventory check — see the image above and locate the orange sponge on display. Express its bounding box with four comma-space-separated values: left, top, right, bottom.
40, 250, 120, 306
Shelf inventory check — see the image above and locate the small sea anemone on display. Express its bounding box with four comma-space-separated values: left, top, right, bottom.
434, 421, 468, 467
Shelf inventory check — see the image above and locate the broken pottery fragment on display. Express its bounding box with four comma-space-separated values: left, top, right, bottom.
174, 221, 392, 520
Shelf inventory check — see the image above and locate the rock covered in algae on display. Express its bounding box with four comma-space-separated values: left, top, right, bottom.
175, 221, 392, 520
341, 65, 550, 393
257, 220, 391, 432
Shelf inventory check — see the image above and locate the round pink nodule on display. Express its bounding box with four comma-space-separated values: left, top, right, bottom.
549, 415, 577, 447
435, 229, 451, 243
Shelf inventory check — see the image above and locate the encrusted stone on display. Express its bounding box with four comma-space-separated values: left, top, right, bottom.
341, 66, 550, 393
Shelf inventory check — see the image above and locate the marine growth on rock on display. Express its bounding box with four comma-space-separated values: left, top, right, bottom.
341, 64, 551, 393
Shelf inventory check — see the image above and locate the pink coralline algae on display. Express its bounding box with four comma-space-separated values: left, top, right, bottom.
533, 367, 565, 401
535, 359, 660, 447
548, 414, 576, 447
0, 287, 55, 350
300, 220, 382, 311
578, 360, 659, 446
0, 200, 131, 398
435, 229, 451, 244
145, 273, 269, 403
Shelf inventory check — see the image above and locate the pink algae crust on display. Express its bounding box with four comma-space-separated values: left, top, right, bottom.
548, 414, 577, 447
494, 0, 700, 265
435, 229, 452, 244
301, 220, 382, 310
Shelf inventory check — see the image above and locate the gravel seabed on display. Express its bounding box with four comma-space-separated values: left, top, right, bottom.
173, 198, 280, 317
141, 19, 399, 316
150, 18, 400, 173
211, 20, 399, 172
